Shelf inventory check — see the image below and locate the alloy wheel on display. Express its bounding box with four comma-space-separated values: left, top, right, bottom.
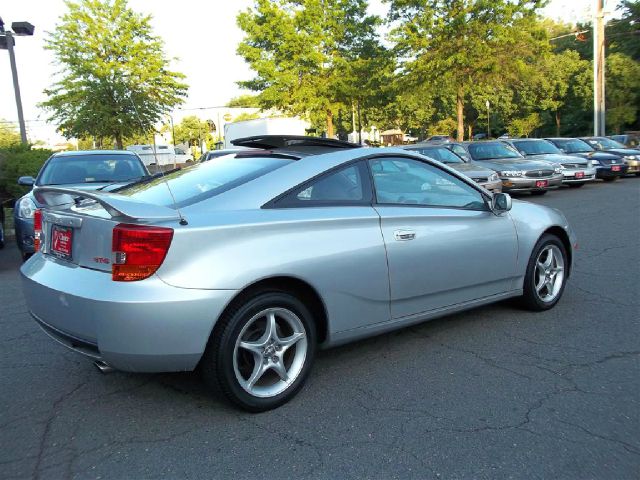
533, 245, 565, 303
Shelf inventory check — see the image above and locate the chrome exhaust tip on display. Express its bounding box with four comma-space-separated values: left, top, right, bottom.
94, 360, 115, 374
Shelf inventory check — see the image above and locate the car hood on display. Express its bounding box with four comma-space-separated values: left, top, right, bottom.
473, 158, 558, 171
567, 151, 620, 160
602, 148, 640, 157
523, 153, 588, 165
447, 162, 497, 177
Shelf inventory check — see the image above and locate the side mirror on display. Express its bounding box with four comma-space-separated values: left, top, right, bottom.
18, 176, 35, 187
491, 192, 512, 214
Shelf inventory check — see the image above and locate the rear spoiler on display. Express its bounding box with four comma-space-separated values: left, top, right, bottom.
33, 187, 181, 221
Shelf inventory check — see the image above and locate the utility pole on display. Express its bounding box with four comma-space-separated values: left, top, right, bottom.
593, 0, 606, 136
486, 100, 491, 139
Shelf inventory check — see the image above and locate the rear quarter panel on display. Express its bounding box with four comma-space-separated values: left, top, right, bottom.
155, 207, 391, 339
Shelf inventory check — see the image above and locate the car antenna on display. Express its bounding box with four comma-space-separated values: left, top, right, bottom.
127, 94, 188, 225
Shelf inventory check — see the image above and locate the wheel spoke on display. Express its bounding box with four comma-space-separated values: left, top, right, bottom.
265, 312, 278, 342
542, 248, 554, 268
246, 360, 268, 388
535, 273, 546, 292
239, 340, 264, 356
271, 359, 289, 382
279, 332, 305, 353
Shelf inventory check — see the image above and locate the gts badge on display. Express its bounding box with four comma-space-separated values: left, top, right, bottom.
93, 257, 110, 265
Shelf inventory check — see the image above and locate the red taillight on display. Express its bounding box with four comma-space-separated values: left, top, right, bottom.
33, 209, 42, 252
112, 224, 173, 282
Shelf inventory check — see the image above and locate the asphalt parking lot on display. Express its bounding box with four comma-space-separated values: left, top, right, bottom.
1, 179, 639, 480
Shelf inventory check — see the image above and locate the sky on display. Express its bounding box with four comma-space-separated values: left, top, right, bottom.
0, 0, 620, 144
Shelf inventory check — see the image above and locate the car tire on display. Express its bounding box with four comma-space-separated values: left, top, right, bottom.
603, 176, 617, 182
201, 290, 316, 412
530, 190, 547, 196
568, 183, 585, 188
520, 234, 568, 311
21, 252, 33, 262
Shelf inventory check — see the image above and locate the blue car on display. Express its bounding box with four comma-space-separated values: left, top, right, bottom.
14, 150, 149, 260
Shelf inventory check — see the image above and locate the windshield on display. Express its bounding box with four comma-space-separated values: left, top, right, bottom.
585, 137, 626, 149
38, 154, 146, 186
552, 139, 594, 153
467, 143, 522, 161
411, 147, 465, 164
119, 155, 292, 208
512, 140, 560, 156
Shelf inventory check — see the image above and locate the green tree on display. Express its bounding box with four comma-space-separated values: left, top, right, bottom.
226, 94, 261, 108
0, 121, 21, 148
606, 52, 640, 133
173, 116, 214, 149
237, 0, 388, 136
607, 1, 640, 61
386, 0, 547, 140
40, 0, 188, 149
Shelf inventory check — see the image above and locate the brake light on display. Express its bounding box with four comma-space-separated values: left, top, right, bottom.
34, 209, 42, 252
112, 224, 173, 282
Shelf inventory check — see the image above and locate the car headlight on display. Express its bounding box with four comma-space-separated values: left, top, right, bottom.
488, 172, 499, 182
500, 170, 526, 177
17, 197, 37, 219
591, 159, 601, 166
624, 155, 637, 160
554, 166, 563, 174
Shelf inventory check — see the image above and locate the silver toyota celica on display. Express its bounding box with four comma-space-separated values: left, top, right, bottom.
21, 136, 576, 412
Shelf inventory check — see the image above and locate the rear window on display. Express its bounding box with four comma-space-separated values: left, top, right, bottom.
38, 154, 146, 186
119, 155, 292, 208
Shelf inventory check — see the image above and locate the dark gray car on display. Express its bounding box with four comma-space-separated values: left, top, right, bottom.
14, 150, 149, 260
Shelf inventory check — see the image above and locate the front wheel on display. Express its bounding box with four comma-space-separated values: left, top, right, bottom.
520, 234, 568, 311
201, 291, 316, 412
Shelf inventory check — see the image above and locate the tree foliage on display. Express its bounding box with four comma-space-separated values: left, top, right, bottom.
41, 0, 188, 148
237, 0, 391, 135
173, 116, 214, 149
0, 122, 22, 149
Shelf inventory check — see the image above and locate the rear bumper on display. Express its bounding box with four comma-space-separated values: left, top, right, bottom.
21, 254, 237, 372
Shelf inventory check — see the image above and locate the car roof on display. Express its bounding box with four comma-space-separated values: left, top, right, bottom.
232, 135, 359, 150
51, 150, 138, 158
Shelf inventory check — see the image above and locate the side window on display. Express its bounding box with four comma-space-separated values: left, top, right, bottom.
274, 162, 371, 207
369, 157, 487, 210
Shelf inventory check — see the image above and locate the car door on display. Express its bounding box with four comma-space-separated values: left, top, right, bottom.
369, 155, 519, 319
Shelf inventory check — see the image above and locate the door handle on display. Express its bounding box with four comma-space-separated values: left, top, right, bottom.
394, 229, 416, 241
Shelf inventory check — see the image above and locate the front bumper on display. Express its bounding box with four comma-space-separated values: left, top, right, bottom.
625, 159, 640, 173
13, 215, 35, 254
501, 174, 563, 192
595, 164, 628, 178
561, 167, 597, 184
21, 254, 237, 372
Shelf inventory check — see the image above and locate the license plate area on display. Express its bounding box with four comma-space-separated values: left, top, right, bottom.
51, 225, 73, 260
535, 180, 548, 188
575, 172, 585, 179
611, 165, 621, 172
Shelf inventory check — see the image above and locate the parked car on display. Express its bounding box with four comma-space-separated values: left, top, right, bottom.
456, 141, 564, 195
609, 133, 640, 148
545, 138, 628, 181
14, 150, 149, 261
502, 138, 596, 188
401, 144, 502, 193
580, 136, 640, 176
426, 135, 454, 143
21, 135, 575, 412
199, 149, 245, 162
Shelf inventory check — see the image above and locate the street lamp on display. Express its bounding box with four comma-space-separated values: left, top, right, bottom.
0, 18, 35, 144
486, 100, 491, 139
